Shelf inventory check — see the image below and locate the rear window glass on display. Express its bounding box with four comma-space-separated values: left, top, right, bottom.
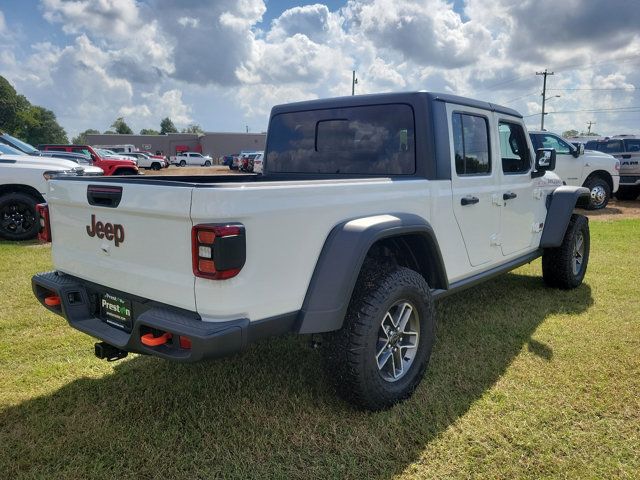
266, 104, 415, 174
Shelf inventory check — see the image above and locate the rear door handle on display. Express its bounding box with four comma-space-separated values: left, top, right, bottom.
503, 192, 517, 201
461, 196, 479, 206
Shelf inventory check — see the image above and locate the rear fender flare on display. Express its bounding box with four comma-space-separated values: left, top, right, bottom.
296, 213, 447, 334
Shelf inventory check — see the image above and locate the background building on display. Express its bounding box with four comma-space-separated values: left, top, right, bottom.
86, 132, 266, 160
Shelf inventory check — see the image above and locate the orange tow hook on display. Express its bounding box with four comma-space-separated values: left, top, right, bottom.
140, 332, 172, 347
44, 295, 61, 306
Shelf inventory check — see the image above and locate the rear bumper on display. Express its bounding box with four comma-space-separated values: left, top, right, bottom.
32, 271, 296, 362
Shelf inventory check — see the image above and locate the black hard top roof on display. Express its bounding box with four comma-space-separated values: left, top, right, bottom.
270, 91, 522, 118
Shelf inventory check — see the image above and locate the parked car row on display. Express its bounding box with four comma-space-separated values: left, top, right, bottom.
0, 144, 104, 241
37, 144, 139, 176
226, 151, 264, 173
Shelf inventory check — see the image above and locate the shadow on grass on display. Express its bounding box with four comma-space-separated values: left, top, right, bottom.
0, 272, 593, 479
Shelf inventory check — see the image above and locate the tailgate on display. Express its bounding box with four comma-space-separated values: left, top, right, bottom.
47, 179, 196, 311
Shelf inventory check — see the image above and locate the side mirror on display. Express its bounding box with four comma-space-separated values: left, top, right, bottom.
532, 148, 556, 178
572, 143, 584, 157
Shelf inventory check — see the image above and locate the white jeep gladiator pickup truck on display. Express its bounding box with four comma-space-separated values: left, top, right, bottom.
0, 153, 103, 240
33, 92, 591, 410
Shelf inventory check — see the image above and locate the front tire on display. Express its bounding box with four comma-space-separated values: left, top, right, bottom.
542, 214, 590, 289
151, 162, 161, 171
323, 266, 435, 411
179, 160, 186, 167
583, 177, 610, 210
204, 160, 211, 167
0, 192, 40, 241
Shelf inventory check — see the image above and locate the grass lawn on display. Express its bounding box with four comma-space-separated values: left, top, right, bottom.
0, 219, 638, 479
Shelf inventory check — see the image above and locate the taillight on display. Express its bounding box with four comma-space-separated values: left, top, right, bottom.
192, 224, 246, 280
36, 203, 51, 243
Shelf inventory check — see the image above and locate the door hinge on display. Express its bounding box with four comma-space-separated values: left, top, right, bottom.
490, 234, 502, 246
533, 188, 543, 200
532, 222, 544, 233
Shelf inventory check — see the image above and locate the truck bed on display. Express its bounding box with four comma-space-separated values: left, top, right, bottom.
46, 174, 446, 323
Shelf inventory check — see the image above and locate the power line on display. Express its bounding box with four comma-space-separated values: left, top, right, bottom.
477, 54, 640, 93
523, 105, 640, 117
478, 73, 532, 91
551, 54, 640, 73
547, 87, 636, 91
502, 91, 539, 104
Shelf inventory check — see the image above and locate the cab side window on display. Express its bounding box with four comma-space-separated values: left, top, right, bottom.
602, 140, 622, 154
538, 134, 572, 154
452, 112, 491, 175
499, 122, 530, 174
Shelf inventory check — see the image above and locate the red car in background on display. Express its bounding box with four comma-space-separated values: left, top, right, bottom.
38, 144, 139, 175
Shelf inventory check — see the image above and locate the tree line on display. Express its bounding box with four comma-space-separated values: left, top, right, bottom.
1, 75, 204, 146
72, 118, 205, 144
0, 75, 68, 145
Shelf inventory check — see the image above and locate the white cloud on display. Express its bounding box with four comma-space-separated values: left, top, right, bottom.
2, 0, 638, 137
177, 16, 199, 28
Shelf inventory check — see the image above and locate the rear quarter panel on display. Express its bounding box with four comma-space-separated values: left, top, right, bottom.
190, 178, 469, 321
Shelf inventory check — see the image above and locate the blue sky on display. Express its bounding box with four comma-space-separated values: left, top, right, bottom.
1, 1, 638, 137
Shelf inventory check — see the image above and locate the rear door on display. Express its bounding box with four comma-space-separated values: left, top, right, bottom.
497, 120, 536, 256
448, 105, 501, 267
48, 179, 196, 311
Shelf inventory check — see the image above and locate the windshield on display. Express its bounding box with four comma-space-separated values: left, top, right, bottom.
97, 149, 117, 156
0, 144, 25, 155
0, 133, 39, 154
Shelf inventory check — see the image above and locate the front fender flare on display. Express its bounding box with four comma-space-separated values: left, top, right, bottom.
296, 213, 446, 334
540, 186, 590, 248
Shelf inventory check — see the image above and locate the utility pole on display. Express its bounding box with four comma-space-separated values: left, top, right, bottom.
351, 70, 358, 96
586, 121, 596, 135
536, 69, 554, 130
246, 125, 249, 133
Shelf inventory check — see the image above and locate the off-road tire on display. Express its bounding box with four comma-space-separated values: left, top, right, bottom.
583, 176, 610, 210
616, 186, 640, 201
542, 214, 590, 289
322, 265, 435, 411
0, 192, 40, 241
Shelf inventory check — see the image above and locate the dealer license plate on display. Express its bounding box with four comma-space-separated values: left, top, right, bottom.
100, 292, 132, 331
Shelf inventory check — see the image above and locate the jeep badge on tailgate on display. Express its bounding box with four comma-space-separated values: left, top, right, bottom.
86, 214, 125, 246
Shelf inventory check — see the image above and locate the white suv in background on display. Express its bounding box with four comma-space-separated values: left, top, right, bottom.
0, 152, 102, 240
529, 131, 620, 209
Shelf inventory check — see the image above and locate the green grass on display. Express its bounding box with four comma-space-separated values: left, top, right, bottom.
1, 220, 639, 479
